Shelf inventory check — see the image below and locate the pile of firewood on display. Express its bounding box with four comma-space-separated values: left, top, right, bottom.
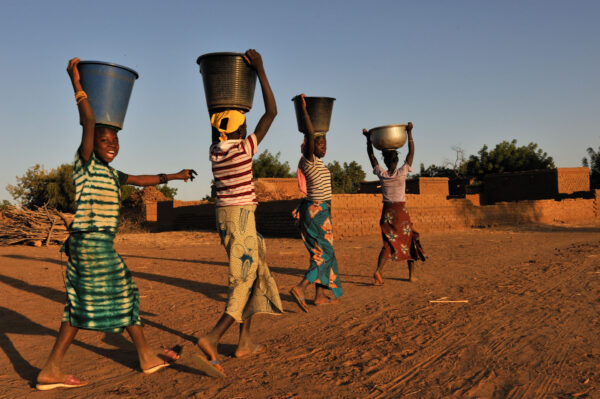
0, 206, 73, 246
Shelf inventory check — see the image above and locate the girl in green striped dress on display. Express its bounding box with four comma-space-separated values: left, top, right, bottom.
36, 58, 197, 391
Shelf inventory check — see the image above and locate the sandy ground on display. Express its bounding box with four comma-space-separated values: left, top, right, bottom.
1, 224, 599, 399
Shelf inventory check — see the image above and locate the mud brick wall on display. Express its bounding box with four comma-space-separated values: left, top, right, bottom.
484, 169, 558, 203
557, 167, 590, 194
255, 178, 304, 202
483, 168, 591, 203
144, 174, 597, 237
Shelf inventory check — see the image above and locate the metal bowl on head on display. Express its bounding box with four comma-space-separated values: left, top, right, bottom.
369, 124, 408, 150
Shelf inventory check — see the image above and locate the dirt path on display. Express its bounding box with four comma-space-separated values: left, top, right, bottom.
1, 226, 599, 398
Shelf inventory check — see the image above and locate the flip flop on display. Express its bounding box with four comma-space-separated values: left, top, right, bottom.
189, 354, 226, 378
36, 375, 87, 391
290, 287, 309, 312
142, 362, 170, 375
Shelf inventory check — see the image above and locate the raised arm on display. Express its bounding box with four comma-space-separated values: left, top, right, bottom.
405, 122, 414, 167
125, 169, 197, 186
296, 94, 316, 162
363, 128, 378, 168
67, 58, 96, 161
244, 49, 277, 145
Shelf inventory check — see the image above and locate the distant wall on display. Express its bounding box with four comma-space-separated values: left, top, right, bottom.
483, 167, 590, 203
144, 177, 600, 238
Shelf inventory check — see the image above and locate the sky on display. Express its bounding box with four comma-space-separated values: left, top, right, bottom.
1, 0, 599, 202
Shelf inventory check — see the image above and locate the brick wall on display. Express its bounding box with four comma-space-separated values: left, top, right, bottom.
483, 168, 591, 203
255, 178, 303, 202
143, 173, 597, 237
557, 167, 590, 194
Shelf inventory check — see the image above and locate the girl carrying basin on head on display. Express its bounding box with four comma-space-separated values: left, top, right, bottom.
363, 123, 425, 285
290, 94, 343, 312
196, 49, 283, 377
36, 57, 197, 391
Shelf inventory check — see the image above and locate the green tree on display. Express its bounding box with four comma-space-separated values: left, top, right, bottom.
252, 150, 293, 178
7, 164, 76, 212
1, 200, 13, 211
327, 160, 366, 193
465, 139, 554, 182
582, 146, 600, 188
156, 184, 177, 199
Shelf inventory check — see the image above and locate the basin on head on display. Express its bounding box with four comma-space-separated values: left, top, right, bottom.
369, 124, 408, 150
292, 96, 336, 134
197, 52, 257, 113
78, 61, 139, 131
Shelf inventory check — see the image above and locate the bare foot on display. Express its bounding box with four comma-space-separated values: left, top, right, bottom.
373, 271, 384, 285
160, 348, 180, 361
37, 368, 76, 385
139, 351, 170, 373
314, 297, 340, 305
408, 263, 418, 281
197, 336, 219, 361
235, 343, 266, 358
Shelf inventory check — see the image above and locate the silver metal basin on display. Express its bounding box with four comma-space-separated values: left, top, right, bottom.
369, 124, 407, 150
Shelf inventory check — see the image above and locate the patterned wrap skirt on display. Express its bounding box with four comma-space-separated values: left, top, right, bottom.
216, 205, 284, 323
380, 202, 426, 262
293, 199, 343, 298
62, 231, 142, 333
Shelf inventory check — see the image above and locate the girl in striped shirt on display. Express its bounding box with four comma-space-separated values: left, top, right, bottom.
290, 94, 343, 312
36, 58, 196, 390
198, 49, 283, 375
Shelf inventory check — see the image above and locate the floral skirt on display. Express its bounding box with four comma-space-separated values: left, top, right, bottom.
380, 202, 426, 262
293, 199, 343, 298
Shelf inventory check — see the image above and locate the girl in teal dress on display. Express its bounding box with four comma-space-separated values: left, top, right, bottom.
36, 58, 197, 390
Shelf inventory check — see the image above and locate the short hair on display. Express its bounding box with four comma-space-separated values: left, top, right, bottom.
382, 149, 399, 166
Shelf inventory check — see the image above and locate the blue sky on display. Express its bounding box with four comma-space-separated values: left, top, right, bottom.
1, 1, 599, 202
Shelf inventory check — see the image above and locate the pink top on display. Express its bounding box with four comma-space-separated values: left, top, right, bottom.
373, 163, 413, 203
210, 134, 258, 207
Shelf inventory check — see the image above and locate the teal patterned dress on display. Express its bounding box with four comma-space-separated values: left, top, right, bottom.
62, 152, 142, 333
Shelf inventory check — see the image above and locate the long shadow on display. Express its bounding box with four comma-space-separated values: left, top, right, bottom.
2, 254, 63, 266
0, 274, 66, 303
3, 253, 306, 279
122, 253, 305, 277
0, 273, 199, 351
120, 253, 228, 267
131, 271, 227, 303
0, 306, 139, 386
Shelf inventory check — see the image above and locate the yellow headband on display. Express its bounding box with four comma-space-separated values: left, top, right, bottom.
211, 110, 246, 142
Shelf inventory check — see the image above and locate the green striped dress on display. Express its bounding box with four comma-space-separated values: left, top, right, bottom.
62, 152, 142, 332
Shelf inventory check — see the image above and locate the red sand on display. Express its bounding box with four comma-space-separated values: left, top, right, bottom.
1, 225, 599, 398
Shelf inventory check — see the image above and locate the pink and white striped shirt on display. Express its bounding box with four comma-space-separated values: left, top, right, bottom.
210, 134, 258, 207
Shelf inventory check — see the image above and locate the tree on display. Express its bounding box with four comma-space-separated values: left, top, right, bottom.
582, 146, 600, 188
0, 200, 13, 211
7, 163, 178, 213
7, 164, 76, 213
252, 150, 293, 178
327, 161, 366, 193
464, 139, 554, 182
417, 146, 466, 178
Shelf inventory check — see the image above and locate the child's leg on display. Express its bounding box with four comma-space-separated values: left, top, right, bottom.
408, 260, 417, 281
197, 313, 235, 361
234, 315, 266, 358
374, 249, 387, 285
125, 325, 178, 372
37, 322, 79, 384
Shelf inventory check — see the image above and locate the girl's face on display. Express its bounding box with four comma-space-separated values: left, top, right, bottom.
314, 136, 327, 158
94, 128, 119, 163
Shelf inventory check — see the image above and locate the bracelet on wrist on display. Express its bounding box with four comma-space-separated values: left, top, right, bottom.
75, 90, 87, 104
158, 173, 168, 184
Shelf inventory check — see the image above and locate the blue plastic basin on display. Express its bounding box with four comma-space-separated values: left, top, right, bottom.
78, 61, 139, 130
